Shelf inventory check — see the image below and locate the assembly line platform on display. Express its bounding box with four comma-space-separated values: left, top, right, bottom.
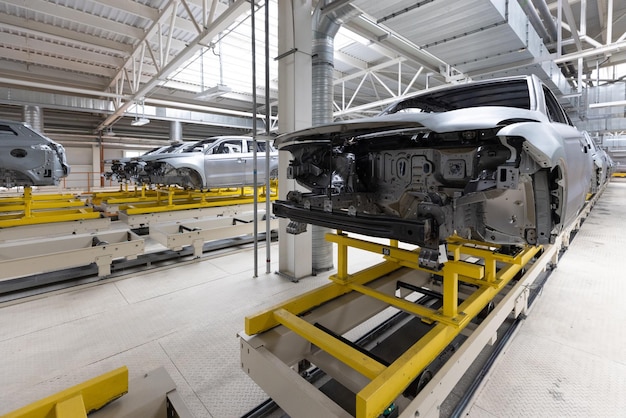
1, 180, 625, 417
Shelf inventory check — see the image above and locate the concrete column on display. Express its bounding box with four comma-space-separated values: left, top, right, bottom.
277, 0, 313, 279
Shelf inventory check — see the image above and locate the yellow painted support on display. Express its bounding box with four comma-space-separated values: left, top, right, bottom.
245, 260, 402, 335
247, 231, 543, 418
0, 187, 100, 228
94, 183, 279, 215
54, 395, 86, 417
336, 231, 349, 282
356, 324, 456, 418
274, 308, 386, 379
354, 243, 541, 418
4, 366, 128, 418
441, 260, 484, 319
347, 283, 459, 327
325, 233, 428, 273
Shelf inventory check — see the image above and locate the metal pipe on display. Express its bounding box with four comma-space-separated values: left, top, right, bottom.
309, 1, 359, 272
553, 40, 626, 63
518, 0, 553, 43
607, 0, 613, 45
531, 0, 558, 41
265, 0, 271, 274
251, 0, 258, 278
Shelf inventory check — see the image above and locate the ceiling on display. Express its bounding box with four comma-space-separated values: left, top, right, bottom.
0, 0, 624, 145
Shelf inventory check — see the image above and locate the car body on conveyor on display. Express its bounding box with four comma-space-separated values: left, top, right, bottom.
139, 136, 279, 189
582, 131, 614, 193
273, 75, 594, 262
103, 142, 191, 183
0, 119, 70, 188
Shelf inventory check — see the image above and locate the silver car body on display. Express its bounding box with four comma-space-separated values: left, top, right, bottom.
141, 136, 279, 189
0, 119, 70, 188
273, 75, 593, 255
103, 142, 192, 183
582, 131, 613, 193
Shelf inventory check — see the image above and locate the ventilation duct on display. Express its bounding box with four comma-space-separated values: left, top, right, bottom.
23, 105, 43, 133
310, 2, 361, 272
170, 120, 182, 142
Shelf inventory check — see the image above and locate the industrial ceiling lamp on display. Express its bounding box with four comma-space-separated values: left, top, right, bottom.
195, 84, 232, 100
195, 37, 231, 101
131, 98, 150, 126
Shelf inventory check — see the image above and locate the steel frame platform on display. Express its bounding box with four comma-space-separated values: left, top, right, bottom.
149, 209, 278, 257
91, 183, 278, 216
0, 230, 144, 281
0, 187, 100, 228
240, 185, 605, 418
241, 235, 540, 418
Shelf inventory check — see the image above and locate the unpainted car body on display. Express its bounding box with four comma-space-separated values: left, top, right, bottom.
103, 142, 191, 183
0, 119, 70, 188
140, 136, 279, 189
273, 75, 594, 259
582, 131, 613, 193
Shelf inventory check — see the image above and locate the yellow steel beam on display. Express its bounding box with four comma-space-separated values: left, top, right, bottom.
4, 366, 128, 418
246, 231, 542, 418
355, 243, 541, 418
245, 260, 402, 335
54, 394, 86, 417
324, 233, 435, 274
273, 308, 386, 380
356, 324, 456, 418
347, 283, 461, 327
441, 260, 484, 319
0, 201, 88, 212
0, 210, 100, 228
0, 194, 77, 204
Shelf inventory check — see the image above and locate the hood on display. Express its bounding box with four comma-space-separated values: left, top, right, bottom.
274, 106, 546, 149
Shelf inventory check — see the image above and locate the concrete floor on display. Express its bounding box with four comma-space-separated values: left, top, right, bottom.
1, 180, 625, 417
0, 232, 379, 417
466, 179, 626, 417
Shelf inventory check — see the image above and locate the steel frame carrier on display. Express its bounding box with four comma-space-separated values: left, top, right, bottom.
0, 187, 100, 228
241, 235, 540, 418
240, 186, 604, 418
91, 183, 278, 216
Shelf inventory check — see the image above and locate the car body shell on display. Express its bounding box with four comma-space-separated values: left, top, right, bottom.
139, 136, 279, 189
273, 75, 596, 251
582, 131, 614, 193
0, 119, 70, 188
103, 142, 192, 183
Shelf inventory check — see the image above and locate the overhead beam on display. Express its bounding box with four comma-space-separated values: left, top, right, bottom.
14, 0, 145, 38
0, 32, 125, 68
553, 40, 626, 63
561, 0, 583, 50
343, 14, 460, 81
334, 57, 405, 84
0, 14, 132, 54
88, 0, 160, 20
0, 49, 116, 78
334, 50, 369, 71
97, 0, 249, 131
